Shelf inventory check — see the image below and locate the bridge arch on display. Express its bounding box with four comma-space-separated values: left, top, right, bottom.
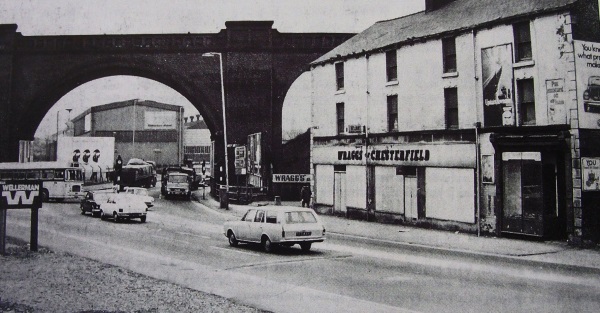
0, 21, 354, 188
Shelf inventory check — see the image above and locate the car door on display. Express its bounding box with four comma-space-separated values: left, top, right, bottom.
247, 210, 265, 242
237, 209, 257, 241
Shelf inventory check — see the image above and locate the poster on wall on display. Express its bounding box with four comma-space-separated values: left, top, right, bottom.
582, 157, 600, 191
546, 79, 567, 124
482, 155, 494, 184
574, 40, 600, 128
481, 44, 514, 127
57, 137, 115, 182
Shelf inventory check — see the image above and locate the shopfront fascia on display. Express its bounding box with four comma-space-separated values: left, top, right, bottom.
312, 141, 477, 226
489, 128, 570, 239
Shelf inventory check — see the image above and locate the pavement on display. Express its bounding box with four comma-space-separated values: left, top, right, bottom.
194, 191, 600, 272
83, 183, 600, 271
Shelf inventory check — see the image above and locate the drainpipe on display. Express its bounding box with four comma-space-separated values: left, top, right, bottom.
365, 52, 372, 221
475, 122, 481, 237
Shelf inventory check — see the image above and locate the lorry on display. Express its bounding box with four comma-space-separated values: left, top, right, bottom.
161, 172, 192, 200
118, 159, 157, 190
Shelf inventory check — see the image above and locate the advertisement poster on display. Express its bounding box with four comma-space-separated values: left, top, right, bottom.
582, 157, 600, 191
482, 155, 494, 184
57, 137, 115, 181
546, 79, 567, 124
575, 40, 600, 128
234, 146, 246, 175
481, 44, 514, 127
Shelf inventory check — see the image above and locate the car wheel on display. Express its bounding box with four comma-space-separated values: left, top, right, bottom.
113, 212, 119, 223
140, 216, 146, 223
300, 242, 312, 252
228, 231, 238, 247
92, 211, 100, 218
263, 237, 274, 253
80, 206, 86, 215
100, 210, 106, 220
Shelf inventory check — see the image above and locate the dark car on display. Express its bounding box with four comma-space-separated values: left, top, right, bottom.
583, 76, 600, 113
80, 191, 111, 217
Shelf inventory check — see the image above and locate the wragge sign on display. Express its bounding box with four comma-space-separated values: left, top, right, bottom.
338, 149, 430, 162
0, 181, 43, 209
273, 174, 312, 183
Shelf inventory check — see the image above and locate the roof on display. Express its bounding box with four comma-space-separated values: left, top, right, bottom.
72, 99, 182, 122
312, 0, 577, 65
185, 119, 208, 129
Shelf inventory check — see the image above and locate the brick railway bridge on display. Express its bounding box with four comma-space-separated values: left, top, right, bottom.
0, 21, 353, 185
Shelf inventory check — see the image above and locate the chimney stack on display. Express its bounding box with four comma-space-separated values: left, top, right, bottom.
425, 0, 456, 12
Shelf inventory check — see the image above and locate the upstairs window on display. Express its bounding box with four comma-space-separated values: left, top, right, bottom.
444, 88, 459, 128
386, 50, 398, 82
514, 22, 532, 62
517, 79, 535, 125
442, 37, 457, 73
335, 62, 344, 90
336, 102, 345, 134
387, 95, 398, 131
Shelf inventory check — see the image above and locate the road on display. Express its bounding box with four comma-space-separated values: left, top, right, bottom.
5, 186, 600, 313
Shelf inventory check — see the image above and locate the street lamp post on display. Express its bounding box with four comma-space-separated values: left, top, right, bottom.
203, 52, 229, 192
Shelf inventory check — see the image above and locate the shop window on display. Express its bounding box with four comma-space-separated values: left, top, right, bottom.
386, 50, 397, 82
514, 21, 532, 62
444, 88, 459, 128
517, 79, 535, 125
387, 95, 398, 131
442, 37, 457, 73
336, 102, 345, 135
335, 62, 344, 90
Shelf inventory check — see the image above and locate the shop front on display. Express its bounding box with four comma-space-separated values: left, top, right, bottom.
312, 137, 478, 230
490, 128, 569, 239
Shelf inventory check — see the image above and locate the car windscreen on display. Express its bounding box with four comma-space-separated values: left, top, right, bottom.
284, 211, 318, 224
168, 175, 188, 183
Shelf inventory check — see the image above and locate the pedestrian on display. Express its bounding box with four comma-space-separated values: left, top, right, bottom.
301, 186, 312, 208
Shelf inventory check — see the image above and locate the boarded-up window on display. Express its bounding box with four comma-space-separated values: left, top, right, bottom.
375, 166, 404, 214
346, 165, 366, 209
315, 165, 334, 205
425, 167, 475, 223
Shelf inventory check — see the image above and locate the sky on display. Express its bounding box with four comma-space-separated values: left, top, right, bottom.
0, 0, 424, 139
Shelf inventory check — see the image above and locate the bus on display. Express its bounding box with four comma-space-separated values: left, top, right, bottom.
0, 162, 85, 202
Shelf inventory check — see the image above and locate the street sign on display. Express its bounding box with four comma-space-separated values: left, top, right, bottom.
272, 174, 312, 183
1, 180, 43, 255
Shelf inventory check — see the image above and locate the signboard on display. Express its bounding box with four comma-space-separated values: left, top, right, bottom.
575, 40, 600, 128
347, 124, 364, 134
57, 137, 115, 181
546, 79, 567, 124
273, 174, 312, 183
481, 44, 514, 127
582, 157, 600, 191
144, 111, 176, 130
0, 180, 42, 209
234, 146, 246, 175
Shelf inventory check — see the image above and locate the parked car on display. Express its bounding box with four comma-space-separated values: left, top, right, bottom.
223, 206, 326, 252
123, 186, 154, 208
80, 191, 111, 217
99, 193, 148, 223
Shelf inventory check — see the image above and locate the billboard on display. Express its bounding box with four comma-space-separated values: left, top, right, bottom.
57, 137, 115, 181
575, 40, 600, 128
582, 157, 600, 191
481, 44, 514, 127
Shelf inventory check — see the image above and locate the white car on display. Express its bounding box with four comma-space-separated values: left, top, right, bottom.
123, 187, 155, 208
223, 206, 326, 252
99, 193, 148, 223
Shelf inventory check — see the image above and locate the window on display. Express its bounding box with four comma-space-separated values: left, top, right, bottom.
387, 95, 398, 131
335, 62, 344, 90
514, 22, 532, 62
444, 88, 459, 128
517, 79, 535, 125
254, 210, 265, 223
266, 211, 278, 224
243, 209, 257, 222
336, 102, 345, 134
442, 37, 457, 73
386, 50, 397, 82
